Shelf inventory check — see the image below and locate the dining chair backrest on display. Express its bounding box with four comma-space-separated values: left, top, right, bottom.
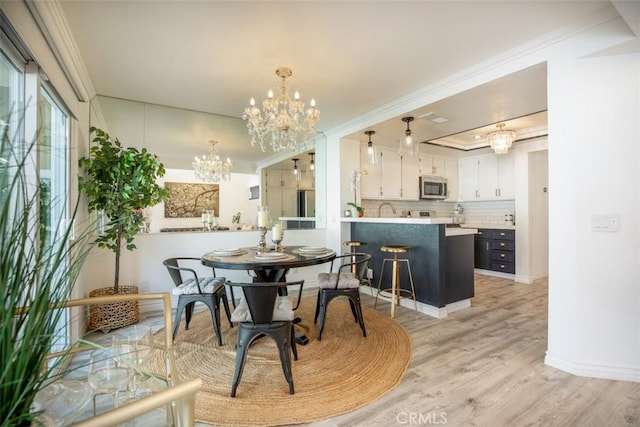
163, 257, 218, 294
164, 258, 190, 286
331, 253, 371, 287
227, 281, 304, 324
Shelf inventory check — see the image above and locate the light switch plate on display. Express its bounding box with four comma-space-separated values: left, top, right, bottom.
591, 214, 620, 232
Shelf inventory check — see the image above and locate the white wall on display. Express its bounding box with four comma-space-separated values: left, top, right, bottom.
529, 150, 549, 279
148, 168, 260, 232
546, 53, 640, 381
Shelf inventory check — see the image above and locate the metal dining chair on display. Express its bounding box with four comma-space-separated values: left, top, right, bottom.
163, 257, 233, 346
314, 253, 371, 341
226, 280, 304, 397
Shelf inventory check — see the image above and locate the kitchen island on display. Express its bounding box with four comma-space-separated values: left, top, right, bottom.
343, 217, 477, 318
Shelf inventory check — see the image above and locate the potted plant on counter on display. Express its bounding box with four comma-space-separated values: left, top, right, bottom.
347, 202, 365, 217
79, 126, 169, 332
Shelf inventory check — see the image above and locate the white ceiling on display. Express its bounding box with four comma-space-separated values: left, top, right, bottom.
59, 1, 617, 172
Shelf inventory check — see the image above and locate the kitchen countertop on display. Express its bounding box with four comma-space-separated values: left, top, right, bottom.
278, 217, 316, 221
461, 223, 516, 230
341, 216, 453, 225
341, 216, 477, 236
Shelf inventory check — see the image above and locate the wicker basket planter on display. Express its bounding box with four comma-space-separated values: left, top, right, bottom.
88, 285, 140, 333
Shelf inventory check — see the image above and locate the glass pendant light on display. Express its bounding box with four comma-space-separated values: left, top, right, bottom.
292, 158, 301, 181
401, 116, 417, 156
365, 130, 378, 165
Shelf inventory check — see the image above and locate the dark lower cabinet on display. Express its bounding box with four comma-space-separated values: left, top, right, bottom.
474, 230, 492, 270
474, 228, 515, 274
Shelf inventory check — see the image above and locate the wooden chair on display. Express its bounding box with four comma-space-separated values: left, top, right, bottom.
226, 280, 304, 397
314, 253, 371, 340
163, 257, 233, 346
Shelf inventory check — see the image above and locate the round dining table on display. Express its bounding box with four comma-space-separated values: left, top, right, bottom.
201, 245, 336, 345
201, 245, 336, 282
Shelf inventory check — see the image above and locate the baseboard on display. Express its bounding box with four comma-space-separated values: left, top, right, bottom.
475, 268, 515, 280
361, 287, 471, 319
477, 269, 548, 284
513, 274, 534, 284
545, 353, 640, 383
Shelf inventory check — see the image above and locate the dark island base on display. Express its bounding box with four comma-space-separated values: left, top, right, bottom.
350, 223, 474, 310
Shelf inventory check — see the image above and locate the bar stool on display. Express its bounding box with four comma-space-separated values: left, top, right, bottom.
374, 245, 417, 318
343, 241, 373, 294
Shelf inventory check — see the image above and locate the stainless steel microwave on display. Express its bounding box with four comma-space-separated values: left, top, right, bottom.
419, 175, 448, 199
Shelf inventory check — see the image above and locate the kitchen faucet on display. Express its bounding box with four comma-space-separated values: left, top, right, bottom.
378, 202, 397, 217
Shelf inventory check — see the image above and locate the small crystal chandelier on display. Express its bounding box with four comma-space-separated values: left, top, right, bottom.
487, 123, 516, 154
192, 140, 233, 182
243, 67, 320, 152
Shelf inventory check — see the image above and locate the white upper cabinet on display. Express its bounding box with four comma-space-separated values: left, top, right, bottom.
458, 157, 480, 201
496, 154, 515, 199
380, 148, 402, 199
264, 170, 298, 217
359, 144, 383, 198
477, 155, 498, 199
457, 152, 515, 201
359, 145, 420, 200
444, 158, 459, 201
419, 154, 446, 176
401, 153, 420, 200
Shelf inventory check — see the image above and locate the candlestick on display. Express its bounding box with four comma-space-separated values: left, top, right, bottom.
272, 223, 282, 241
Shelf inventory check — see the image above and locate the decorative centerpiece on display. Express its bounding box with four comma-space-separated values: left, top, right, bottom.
256, 205, 272, 252
272, 221, 284, 252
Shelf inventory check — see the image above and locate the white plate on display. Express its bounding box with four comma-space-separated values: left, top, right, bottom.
255, 252, 287, 259
212, 248, 243, 256
299, 246, 328, 253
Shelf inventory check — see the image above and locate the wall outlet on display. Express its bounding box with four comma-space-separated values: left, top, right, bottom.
367, 268, 374, 280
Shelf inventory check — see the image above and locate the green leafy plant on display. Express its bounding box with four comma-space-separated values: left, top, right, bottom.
79, 127, 169, 293
347, 202, 364, 213
0, 119, 95, 425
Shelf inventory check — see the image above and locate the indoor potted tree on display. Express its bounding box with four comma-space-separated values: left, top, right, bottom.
79, 126, 169, 332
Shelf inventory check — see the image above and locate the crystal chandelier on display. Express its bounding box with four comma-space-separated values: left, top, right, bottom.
487, 123, 516, 154
243, 67, 320, 152
192, 140, 233, 182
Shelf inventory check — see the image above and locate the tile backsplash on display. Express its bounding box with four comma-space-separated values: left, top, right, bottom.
360, 199, 515, 225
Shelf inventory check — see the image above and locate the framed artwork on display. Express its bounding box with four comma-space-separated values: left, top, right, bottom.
164, 182, 219, 218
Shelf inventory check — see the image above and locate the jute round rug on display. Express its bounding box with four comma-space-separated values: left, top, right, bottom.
148, 297, 411, 426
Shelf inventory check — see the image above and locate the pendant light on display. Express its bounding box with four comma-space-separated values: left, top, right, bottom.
365, 130, 379, 165
309, 152, 315, 171
292, 158, 301, 181
401, 116, 417, 156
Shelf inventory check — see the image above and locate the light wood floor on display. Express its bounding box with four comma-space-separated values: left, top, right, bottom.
306, 274, 640, 427
163, 274, 640, 426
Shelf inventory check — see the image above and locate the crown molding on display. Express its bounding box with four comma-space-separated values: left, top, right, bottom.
25, 0, 95, 102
